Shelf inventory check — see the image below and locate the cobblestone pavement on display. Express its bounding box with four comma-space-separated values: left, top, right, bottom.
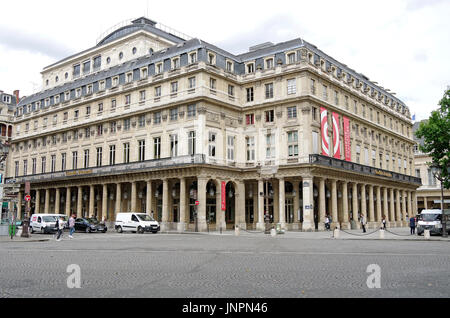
0, 230, 449, 298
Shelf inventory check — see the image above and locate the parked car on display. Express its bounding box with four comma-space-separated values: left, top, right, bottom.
115, 212, 160, 234
417, 209, 449, 236
29, 214, 58, 234
74, 218, 107, 233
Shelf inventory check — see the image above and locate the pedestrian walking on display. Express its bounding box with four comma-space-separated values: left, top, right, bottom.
382, 215, 387, 230
409, 216, 416, 235
360, 214, 366, 233
56, 216, 65, 241
68, 214, 76, 239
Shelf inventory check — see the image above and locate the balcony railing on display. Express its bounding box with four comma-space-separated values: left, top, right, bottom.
309, 154, 422, 185
7, 154, 205, 184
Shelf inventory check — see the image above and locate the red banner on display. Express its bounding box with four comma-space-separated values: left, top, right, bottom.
320, 107, 330, 156
221, 181, 226, 211
343, 116, 351, 162
332, 112, 340, 159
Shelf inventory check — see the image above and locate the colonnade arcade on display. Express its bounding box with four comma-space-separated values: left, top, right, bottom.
16, 167, 418, 231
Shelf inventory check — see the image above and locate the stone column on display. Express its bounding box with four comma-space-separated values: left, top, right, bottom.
341, 182, 350, 229
216, 180, 226, 232
55, 188, 60, 214
252, 183, 258, 228
302, 177, 314, 231
376, 186, 382, 225
115, 183, 121, 214
293, 181, 300, 230
146, 181, 153, 215
360, 184, 366, 222
383, 187, 389, 222
77, 187, 83, 216
256, 179, 265, 231
161, 179, 169, 231
89, 185, 95, 217
235, 180, 246, 230
102, 184, 108, 221
319, 178, 326, 231
368, 185, 375, 228
412, 191, 417, 216
331, 179, 338, 228
352, 183, 360, 229
44, 189, 50, 214
178, 178, 187, 232
408, 191, 413, 220
35, 190, 41, 214
197, 177, 208, 232
396, 189, 401, 227
402, 190, 407, 226
278, 177, 286, 230
273, 179, 279, 223
389, 188, 395, 226
65, 187, 71, 216
130, 181, 137, 212
424, 196, 428, 209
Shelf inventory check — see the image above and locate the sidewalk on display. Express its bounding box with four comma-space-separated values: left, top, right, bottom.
0, 235, 50, 243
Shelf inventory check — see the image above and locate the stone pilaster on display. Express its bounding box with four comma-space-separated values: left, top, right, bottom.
368, 185, 375, 228
319, 178, 326, 230
89, 185, 95, 217
302, 177, 314, 231
331, 179, 338, 228
102, 184, 108, 221
55, 188, 60, 214
178, 178, 187, 232
35, 190, 41, 214
256, 179, 265, 231
44, 189, 50, 214
352, 183, 360, 229
235, 180, 246, 230
278, 177, 286, 230
341, 182, 350, 229
65, 187, 71, 216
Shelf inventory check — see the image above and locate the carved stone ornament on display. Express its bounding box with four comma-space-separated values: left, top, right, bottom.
220, 112, 226, 119
132, 121, 137, 127
255, 114, 261, 121
146, 119, 152, 124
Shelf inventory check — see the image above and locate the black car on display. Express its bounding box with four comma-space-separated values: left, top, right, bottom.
74, 218, 107, 233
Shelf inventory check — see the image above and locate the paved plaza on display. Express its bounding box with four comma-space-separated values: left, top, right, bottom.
0, 228, 449, 298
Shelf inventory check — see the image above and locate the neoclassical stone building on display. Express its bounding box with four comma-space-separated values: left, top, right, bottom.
9, 17, 420, 231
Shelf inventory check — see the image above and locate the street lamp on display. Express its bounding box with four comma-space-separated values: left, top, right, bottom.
431, 163, 448, 237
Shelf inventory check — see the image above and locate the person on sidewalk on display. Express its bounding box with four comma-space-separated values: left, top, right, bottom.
56, 216, 65, 241
409, 216, 416, 235
360, 214, 367, 233
68, 214, 76, 238
324, 215, 330, 231
382, 215, 387, 230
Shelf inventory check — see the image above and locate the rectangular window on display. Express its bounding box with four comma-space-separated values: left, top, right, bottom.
109, 145, 116, 165
266, 134, 275, 159
96, 147, 102, 167
153, 112, 161, 124
140, 90, 146, 102
15, 161, 19, 177
85, 127, 91, 138
111, 99, 116, 109
288, 53, 296, 64
154, 137, 161, 159
187, 105, 196, 117
110, 121, 117, 133
208, 132, 216, 157
310, 79, 316, 94
123, 143, 130, 163
288, 131, 299, 157
247, 63, 255, 73
97, 124, 103, 136
188, 131, 196, 155
138, 115, 145, 128
189, 52, 197, 64
32, 158, 37, 175
72, 151, 78, 169
86, 105, 91, 116
227, 136, 235, 161
246, 114, 254, 125
84, 150, 89, 168
265, 83, 274, 99
287, 106, 297, 119
246, 136, 255, 161
138, 140, 145, 161
246, 87, 254, 102
123, 118, 130, 131
154, 86, 161, 100
228, 85, 235, 98
188, 77, 196, 91
322, 85, 328, 100
125, 94, 131, 106
171, 81, 178, 95
42, 157, 47, 173
170, 108, 178, 121
170, 135, 178, 157
156, 63, 163, 74
209, 78, 217, 93
61, 153, 66, 171
265, 110, 275, 123
334, 90, 339, 105
287, 79, 296, 95
23, 160, 28, 176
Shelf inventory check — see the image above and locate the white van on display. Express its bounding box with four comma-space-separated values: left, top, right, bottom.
417, 209, 444, 235
29, 214, 58, 234
115, 212, 160, 234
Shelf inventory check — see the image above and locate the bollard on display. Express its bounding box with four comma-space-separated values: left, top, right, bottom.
424, 229, 430, 240
379, 229, 385, 239
270, 228, 276, 237
234, 226, 240, 236
333, 228, 340, 239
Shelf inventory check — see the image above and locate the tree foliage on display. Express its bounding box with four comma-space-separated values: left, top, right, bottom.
415, 88, 450, 189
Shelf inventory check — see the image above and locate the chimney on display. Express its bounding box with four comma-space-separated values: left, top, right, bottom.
13, 90, 20, 103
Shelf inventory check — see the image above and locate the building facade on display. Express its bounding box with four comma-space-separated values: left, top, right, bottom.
8, 17, 420, 231
413, 120, 450, 212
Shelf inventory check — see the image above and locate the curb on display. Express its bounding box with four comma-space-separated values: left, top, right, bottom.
0, 239, 50, 243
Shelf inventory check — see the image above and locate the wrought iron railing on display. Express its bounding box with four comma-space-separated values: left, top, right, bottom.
309, 154, 422, 185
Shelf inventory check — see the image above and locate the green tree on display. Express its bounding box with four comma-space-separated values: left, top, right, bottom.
415, 88, 450, 189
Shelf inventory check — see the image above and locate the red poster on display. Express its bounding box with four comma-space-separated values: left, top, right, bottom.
332, 112, 340, 159
221, 181, 226, 211
343, 116, 351, 162
320, 107, 330, 156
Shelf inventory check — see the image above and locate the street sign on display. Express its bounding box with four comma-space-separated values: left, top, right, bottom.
25, 195, 31, 202
195, 201, 200, 206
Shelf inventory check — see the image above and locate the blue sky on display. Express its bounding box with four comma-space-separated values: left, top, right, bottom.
0, 0, 448, 121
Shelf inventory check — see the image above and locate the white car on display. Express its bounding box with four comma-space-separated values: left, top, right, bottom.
417, 209, 445, 235
115, 212, 160, 234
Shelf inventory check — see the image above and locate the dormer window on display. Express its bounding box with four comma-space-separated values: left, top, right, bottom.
82, 60, 91, 74
45, 99, 50, 107
246, 63, 255, 74
287, 52, 296, 64
141, 68, 148, 79
65, 91, 70, 101
156, 63, 163, 74
265, 58, 274, 69
75, 88, 81, 98
87, 85, 93, 94
189, 52, 197, 64
208, 52, 216, 65
55, 95, 60, 104
172, 57, 180, 69
126, 72, 133, 83
73, 64, 80, 78
112, 77, 119, 87
226, 60, 234, 73
93, 55, 101, 71
99, 81, 105, 91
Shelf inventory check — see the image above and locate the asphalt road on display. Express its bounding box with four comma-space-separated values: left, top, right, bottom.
0, 232, 449, 298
